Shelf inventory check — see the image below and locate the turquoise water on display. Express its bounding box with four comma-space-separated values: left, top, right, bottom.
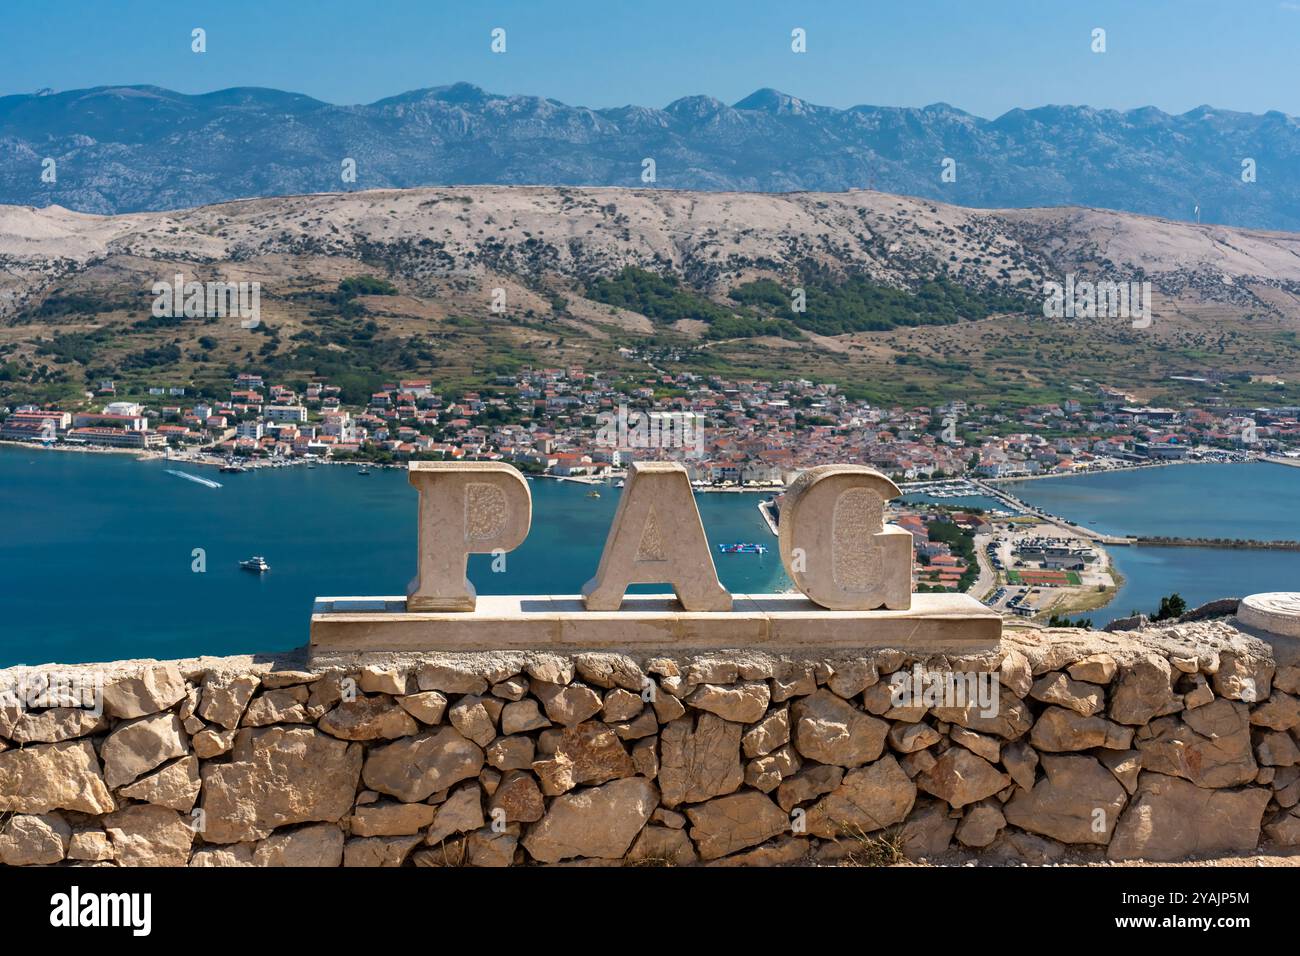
0, 448, 788, 666
998, 463, 1300, 623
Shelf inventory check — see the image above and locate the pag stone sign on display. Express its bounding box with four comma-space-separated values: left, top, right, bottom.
309, 461, 1000, 661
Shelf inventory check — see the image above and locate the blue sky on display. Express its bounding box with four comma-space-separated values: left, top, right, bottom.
2, 0, 1298, 117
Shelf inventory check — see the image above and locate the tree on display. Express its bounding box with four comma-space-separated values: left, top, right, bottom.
1153, 592, 1187, 621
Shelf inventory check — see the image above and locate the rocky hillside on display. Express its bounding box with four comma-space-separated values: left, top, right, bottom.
4, 185, 1300, 408
4, 83, 1300, 228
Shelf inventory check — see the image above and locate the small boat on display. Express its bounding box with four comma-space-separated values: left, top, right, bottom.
587, 490, 601, 498
357, 465, 370, 476
239, 556, 270, 573
717, 542, 768, 554
220, 461, 247, 474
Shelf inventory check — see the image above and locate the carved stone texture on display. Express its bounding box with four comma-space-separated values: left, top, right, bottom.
778, 465, 912, 611
1239, 592, 1300, 639
582, 461, 731, 612
406, 462, 531, 612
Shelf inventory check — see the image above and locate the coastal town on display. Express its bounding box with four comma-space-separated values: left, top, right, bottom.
1, 365, 1287, 620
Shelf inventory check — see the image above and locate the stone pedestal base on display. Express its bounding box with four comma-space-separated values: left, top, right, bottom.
308, 592, 1001, 665
1238, 592, 1300, 638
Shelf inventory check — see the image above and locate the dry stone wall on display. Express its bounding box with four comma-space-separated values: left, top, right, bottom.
2, 618, 1299, 866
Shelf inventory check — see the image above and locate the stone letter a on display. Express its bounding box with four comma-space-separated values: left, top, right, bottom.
582, 462, 731, 611
407, 462, 531, 611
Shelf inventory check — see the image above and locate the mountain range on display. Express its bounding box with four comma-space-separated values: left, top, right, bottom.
2, 83, 1300, 229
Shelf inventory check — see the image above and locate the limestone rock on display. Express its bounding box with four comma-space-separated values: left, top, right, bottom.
253, 823, 345, 866
998, 648, 1033, 697
526, 655, 575, 685
1109, 772, 1272, 861
426, 784, 485, 845
7, 707, 108, 744
522, 777, 657, 862
500, 699, 551, 734
950, 727, 1001, 763
319, 694, 420, 740
1110, 656, 1176, 725
350, 800, 437, 836
742, 708, 790, 758
532, 682, 603, 727
686, 791, 789, 861
449, 695, 500, 747
745, 744, 801, 792
602, 688, 644, 722
632, 737, 659, 778
344, 834, 423, 866
1004, 754, 1127, 844
1030, 706, 1134, 753
897, 797, 957, 860
930, 694, 1033, 741
826, 660, 879, 698
416, 663, 488, 696
1250, 692, 1300, 732
1212, 652, 1273, 703
103, 804, 194, 867
198, 675, 260, 730
956, 803, 1005, 848
190, 845, 255, 866
771, 664, 818, 703
1001, 739, 1039, 791
362, 727, 483, 803
1257, 730, 1300, 767
627, 825, 699, 866
1098, 749, 1143, 795
103, 664, 188, 718
541, 721, 635, 788
241, 686, 310, 726
805, 755, 916, 838
491, 676, 529, 701
1136, 700, 1257, 787
611, 708, 658, 740
1030, 672, 1105, 716
916, 747, 1010, 808
575, 652, 645, 691
0, 739, 114, 814
397, 690, 448, 725
0, 812, 70, 865
1068, 653, 1118, 685
67, 829, 113, 862
885, 721, 939, 754
192, 726, 236, 758
688, 681, 770, 723
486, 735, 535, 771
467, 827, 518, 867
201, 726, 362, 843
777, 765, 844, 813
1263, 808, 1300, 846
118, 755, 201, 811
651, 687, 687, 722
658, 712, 744, 808
100, 712, 189, 789
489, 770, 545, 823
791, 689, 889, 767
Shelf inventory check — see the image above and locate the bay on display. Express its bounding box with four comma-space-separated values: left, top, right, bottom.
0, 447, 788, 666
997, 462, 1300, 623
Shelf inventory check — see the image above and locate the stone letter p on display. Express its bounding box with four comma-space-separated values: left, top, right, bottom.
407, 462, 532, 611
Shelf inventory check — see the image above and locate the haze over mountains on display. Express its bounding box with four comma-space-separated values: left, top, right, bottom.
3, 83, 1300, 229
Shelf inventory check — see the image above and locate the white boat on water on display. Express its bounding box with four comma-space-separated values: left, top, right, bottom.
239, 556, 270, 573
165, 469, 222, 489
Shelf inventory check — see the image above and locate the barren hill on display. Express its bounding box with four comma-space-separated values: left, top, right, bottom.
3, 185, 1300, 409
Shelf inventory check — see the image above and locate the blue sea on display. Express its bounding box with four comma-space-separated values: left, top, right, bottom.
996, 462, 1300, 624
3, 451, 1298, 665
0, 447, 787, 666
